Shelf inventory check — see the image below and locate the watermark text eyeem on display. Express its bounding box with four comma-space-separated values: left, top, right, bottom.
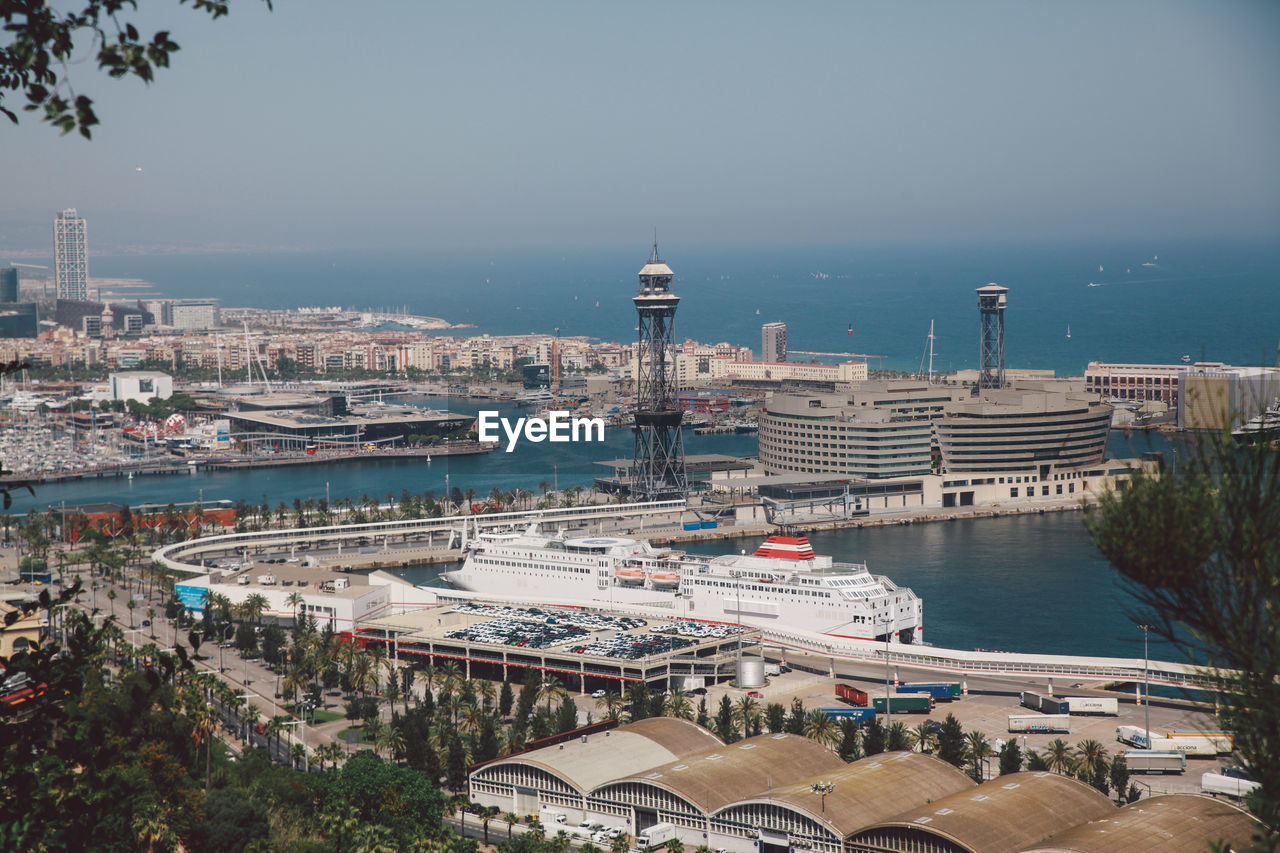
477, 410, 605, 452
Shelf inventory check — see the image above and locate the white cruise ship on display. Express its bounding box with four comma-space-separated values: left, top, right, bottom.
443, 526, 923, 643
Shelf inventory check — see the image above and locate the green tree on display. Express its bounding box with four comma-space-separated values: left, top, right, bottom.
964, 731, 995, 782
1109, 754, 1130, 805
861, 714, 885, 756
714, 695, 738, 743
936, 713, 966, 767
1043, 738, 1077, 776
784, 697, 806, 735
837, 718, 863, 762
498, 680, 514, 717
764, 702, 786, 734
313, 751, 445, 849
998, 739, 1023, 775
1085, 430, 1280, 836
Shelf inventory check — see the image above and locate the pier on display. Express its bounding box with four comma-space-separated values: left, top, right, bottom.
154, 501, 1213, 690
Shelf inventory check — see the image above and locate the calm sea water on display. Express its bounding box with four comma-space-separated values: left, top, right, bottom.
16, 239, 1266, 658
81, 238, 1280, 377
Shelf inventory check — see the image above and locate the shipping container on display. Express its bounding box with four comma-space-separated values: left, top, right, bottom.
873, 695, 932, 714
1065, 696, 1119, 715
1020, 691, 1045, 711
819, 707, 877, 724
1164, 731, 1235, 750
898, 682, 961, 701
1148, 735, 1232, 757
1040, 696, 1070, 715
1125, 750, 1186, 774
835, 684, 869, 706
1008, 714, 1071, 733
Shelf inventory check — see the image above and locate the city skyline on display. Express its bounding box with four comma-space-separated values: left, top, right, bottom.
2, 2, 1278, 255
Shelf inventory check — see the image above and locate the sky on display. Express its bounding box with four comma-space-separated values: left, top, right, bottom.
2, 0, 1279, 253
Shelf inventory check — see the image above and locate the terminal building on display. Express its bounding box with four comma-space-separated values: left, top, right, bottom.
470, 724, 1261, 853
758, 382, 969, 479
225, 405, 471, 448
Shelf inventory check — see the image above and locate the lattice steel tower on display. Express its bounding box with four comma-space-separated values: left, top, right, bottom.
632, 240, 688, 500
976, 283, 1008, 389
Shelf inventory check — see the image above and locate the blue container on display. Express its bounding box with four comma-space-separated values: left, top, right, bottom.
683, 522, 700, 531
700, 521, 718, 529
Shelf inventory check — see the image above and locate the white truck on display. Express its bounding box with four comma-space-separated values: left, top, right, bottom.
1124, 750, 1185, 774
1008, 714, 1071, 733
637, 823, 678, 851
1064, 696, 1118, 715
1201, 766, 1261, 799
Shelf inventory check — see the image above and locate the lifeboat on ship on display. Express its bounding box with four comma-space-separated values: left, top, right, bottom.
648, 572, 680, 587
615, 568, 646, 584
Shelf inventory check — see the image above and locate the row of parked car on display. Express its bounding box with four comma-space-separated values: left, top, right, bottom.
451, 602, 647, 634
648, 620, 747, 639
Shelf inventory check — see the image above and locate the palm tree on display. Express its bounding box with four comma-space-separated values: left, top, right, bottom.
802, 709, 841, 749
1044, 737, 1077, 775
285, 591, 305, 626
476, 678, 496, 712
909, 722, 937, 754
664, 686, 693, 720
242, 592, 269, 626
1075, 738, 1109, 783
733, 696, 760, 737
539, 674, 568, 712
597, 691, 624, 720
965, 731, 995, 781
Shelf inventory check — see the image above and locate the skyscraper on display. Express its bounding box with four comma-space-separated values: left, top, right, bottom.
762, 321, 788, 363
53, 208, 89, 301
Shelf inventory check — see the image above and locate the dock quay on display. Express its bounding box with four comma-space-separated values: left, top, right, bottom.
155, 500, 1211, 690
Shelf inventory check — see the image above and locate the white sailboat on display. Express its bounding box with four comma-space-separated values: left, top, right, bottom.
1066, 324, 1071, 339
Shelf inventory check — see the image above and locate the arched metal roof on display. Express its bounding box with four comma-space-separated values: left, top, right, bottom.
1018, 793, 1262, 853
847, 771, 1117, 853
596, 732, 845, 815
471, 717, 722, 795
718, 751, 977, 838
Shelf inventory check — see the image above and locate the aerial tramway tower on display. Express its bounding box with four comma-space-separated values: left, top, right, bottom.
631, 241, 688, 500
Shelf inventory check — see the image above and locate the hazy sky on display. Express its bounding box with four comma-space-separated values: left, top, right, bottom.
3, 0, 1278, 252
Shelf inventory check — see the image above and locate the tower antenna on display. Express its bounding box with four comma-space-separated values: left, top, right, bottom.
632, 241, 688, 500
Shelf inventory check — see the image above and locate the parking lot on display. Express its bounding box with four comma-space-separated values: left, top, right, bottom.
444, 604, 749, 661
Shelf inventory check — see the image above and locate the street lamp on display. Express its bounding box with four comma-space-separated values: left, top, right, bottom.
810, 781, 834, 817
1139, 624, 1152, 745
280, 718, 307, 772
881, 614, 893, 733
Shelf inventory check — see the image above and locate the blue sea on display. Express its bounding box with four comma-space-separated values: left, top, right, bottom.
80, 238, 1280, 377
12, 238, 1274, 659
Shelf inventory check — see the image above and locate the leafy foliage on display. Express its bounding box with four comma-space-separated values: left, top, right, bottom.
1085, 430, 1280, 837
1, 0, 272, 138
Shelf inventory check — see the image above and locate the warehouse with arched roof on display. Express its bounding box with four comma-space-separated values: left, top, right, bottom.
590, 732, 845, 846
469, 717, 721, 819
1017, 793, 1262, 853
845, 771, 1117, 853
712, 752, 977, 853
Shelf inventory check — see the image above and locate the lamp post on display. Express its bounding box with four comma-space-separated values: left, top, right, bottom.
1139, 624, 1152, 745
810, 781, 834, 817
882, 614, 893, 733
280, 718, 306, 772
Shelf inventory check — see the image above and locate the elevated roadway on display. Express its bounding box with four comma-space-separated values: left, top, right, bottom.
155, 502, 1217, 691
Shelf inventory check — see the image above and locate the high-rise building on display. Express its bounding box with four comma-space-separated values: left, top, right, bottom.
761, 321, 787, 363
0, 267, 18, 303
54, 209, 89, 301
